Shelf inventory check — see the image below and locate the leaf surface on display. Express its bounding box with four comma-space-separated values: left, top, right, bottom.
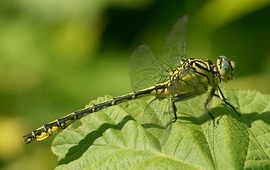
52, 89, 270, 169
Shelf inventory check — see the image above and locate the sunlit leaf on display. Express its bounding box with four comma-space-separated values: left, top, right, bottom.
52, 89, 270, 169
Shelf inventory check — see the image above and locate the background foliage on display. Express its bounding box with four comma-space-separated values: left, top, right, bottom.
1, 0, 270, 169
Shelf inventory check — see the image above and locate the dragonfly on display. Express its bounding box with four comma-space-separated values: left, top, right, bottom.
23, 15, 240, 144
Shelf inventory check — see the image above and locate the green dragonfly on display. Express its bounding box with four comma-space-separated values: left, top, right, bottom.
23, 15, 240, 144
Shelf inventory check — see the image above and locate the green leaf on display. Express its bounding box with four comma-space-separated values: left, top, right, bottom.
52, 89, 270, 169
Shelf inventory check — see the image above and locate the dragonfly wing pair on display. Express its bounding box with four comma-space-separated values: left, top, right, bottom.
130, 15, 199, 146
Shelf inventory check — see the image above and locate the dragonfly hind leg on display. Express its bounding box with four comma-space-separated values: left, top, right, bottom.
164, 101, 178, 129
170, 90, 206, 126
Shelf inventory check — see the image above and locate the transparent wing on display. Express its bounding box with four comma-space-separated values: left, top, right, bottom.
143, 62, 204, 147
143, 95, 173, 147
161, 15, 189, 67
130, 44, 171, 91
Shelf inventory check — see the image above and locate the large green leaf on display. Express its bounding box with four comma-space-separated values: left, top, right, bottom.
52, 89, 270, 169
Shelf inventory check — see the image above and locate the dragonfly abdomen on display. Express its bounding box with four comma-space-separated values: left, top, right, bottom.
23, 85, 166, 144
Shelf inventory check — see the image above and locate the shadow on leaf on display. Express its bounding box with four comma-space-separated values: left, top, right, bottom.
57, 115, 134, 165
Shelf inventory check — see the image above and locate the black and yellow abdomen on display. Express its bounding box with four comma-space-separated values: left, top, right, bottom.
23, 84, 167, 144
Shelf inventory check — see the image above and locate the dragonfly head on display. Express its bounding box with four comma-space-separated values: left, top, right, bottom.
217, 56, 235, 82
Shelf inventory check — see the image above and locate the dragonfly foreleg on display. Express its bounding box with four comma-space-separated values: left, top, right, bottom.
216, 86, 241, 117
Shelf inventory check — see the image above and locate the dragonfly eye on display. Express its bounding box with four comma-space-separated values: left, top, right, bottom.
217, 56, 235, 82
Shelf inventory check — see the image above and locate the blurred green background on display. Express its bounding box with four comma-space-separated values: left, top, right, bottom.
1, 0, 270, 169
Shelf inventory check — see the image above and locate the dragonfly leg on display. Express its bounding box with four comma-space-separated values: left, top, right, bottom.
173, 90, 205, 103
204, 88, 216, 126
172, 101, 178, 123
172, 90, 206, 125
164, 101, 178, 129
216, 86, 241, 117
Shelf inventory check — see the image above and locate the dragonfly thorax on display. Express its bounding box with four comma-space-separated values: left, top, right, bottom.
166, 59, 212, 99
